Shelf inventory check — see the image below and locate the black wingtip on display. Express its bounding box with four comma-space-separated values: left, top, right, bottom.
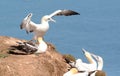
55, 9, 80, 16
64, 10, 80, 16
82, 48, 86, 54
17, 41, 38, 54
27, 13, 33, 17
76, 13, 80, 15
68, 10, 80, 15
26, 30, 29, 34
20, 24, 23, 29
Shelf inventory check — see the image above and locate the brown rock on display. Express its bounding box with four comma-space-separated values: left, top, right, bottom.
0, 36, 69, 76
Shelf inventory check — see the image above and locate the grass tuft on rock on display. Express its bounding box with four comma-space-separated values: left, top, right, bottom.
63, 54, 76, 62
0, 54, 9, 58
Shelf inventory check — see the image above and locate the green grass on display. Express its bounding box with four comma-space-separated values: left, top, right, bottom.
63, 54, 76, 62
0, 54, 9, 58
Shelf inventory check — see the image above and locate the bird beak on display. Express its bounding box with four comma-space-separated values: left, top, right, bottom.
50, 18, 56, 22
91, 53, 98, 60
27, 13, 32, 18
82, 48, 86, 54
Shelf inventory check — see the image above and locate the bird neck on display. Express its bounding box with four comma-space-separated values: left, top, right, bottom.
41, 20, 49, 24
41, 16, 49, 24
85, 53, 96, 64
37, 37, 43, 44
97, 60, 103, 70
70, 68, 78, 74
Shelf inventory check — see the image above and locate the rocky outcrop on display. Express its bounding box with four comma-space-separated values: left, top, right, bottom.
0, 36, 70, 76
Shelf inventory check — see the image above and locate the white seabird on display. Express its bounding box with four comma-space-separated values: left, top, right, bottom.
90, 53, 106, 76
81, 48, 97, 71
63, 68, 88, 76
20, 10, 80, 44
17, 37, 47, 54
66, 49, 106, 76
35, 37, 47, 53
65, 49, 97, 76
82, 49, 106, 76
69, 49, 97, 72
91, 53, 103, 70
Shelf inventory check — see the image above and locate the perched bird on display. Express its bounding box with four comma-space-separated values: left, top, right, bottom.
35, 37, 47, 53
63, 68, 78, 76
17, 41, 37, 54
90, 53, 106, 76
69, 49, 97, 72
81, 48, 97, 71
17, 37, 47, 54
91, 53, 103, 70
20, 10, 80, 44
66, 49, 106, 76
63, 68, 88, 76
82, 49, 106, 76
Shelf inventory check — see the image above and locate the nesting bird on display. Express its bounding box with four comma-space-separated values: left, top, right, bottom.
35, 37, 47, 53
17, 37, 47, 54
69, 49, 97, 72
81, 48, 97, 71
65, 49, 106, 76
90, 53, 106, 76
63, 68, 88, 76
91, 53, 103, 70
20, 10, 80, 44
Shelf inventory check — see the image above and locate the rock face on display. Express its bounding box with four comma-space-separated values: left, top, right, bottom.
0, 36, 69, 76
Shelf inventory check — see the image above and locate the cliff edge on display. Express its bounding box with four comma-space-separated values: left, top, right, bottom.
0, 36, 70, 76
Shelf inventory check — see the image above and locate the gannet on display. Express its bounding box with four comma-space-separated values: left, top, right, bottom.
82, 49, 106, 76
66, 49, 97, 76
81, 48, 97, 71
90, 53, 106, 76
63, 68, 88, 76
69, 49, 97, 72
91, 53, 103, 70
17, 37, 47, 54
20, 10, 80, 43
67, 49, 105, 76
35, 37, 47, 53
17, 41, 38, 54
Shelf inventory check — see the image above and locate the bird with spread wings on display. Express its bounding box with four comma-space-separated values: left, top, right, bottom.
20, 10, 80, 44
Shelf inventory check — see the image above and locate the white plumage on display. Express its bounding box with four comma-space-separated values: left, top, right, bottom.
17, 37, 47, 54
63, 68, 88, 76
35, 37, 47, 53
81, 49, 97, 72
69, 49, 97, 72
20, 10, 80, 43
20, 13, 53, 42
90, 53, 105, 76
65, 49, 105, 76
91, 53, 103, 70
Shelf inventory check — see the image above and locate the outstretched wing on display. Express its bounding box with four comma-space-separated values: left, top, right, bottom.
20, 13, 37, 34
49, 9, 80, 17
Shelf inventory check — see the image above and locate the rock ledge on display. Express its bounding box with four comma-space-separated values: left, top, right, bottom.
0, 36, 69, 76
